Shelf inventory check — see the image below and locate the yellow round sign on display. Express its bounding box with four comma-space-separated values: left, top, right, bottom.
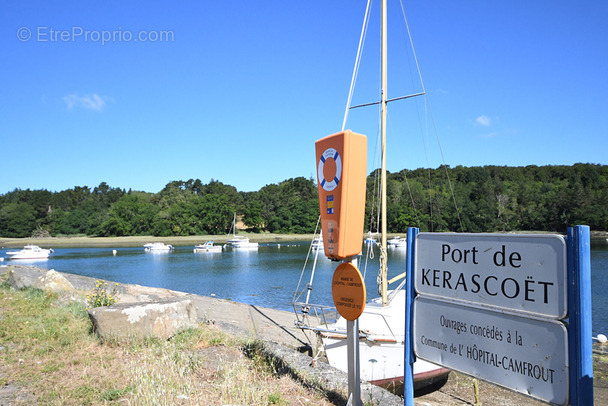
331, 262, 366, 321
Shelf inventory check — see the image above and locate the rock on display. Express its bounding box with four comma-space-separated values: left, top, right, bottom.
88, 298, 198, 342
33, 270, 74, 293
6, 266, 46, 290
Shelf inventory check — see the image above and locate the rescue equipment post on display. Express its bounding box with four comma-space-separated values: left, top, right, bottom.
315, 130, 367, 260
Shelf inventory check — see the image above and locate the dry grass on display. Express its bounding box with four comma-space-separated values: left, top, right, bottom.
0, 280, 335, 405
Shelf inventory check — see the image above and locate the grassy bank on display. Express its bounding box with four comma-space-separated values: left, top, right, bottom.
0, 278, 334, 405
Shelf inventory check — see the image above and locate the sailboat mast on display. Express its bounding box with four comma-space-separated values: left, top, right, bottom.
380, 0, 388, 306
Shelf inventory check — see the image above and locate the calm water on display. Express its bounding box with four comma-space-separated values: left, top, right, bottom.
2, 241, 607, 337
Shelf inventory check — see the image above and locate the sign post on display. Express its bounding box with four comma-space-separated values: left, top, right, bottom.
405, 228, 593, 405
403, 227, 418, 406
346, 318, 361, 406
567, 225, 593, 405
332, 259, 366, 406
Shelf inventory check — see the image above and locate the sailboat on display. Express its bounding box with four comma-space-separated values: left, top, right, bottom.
293, 0, 450, 393
225, 213, 259, 249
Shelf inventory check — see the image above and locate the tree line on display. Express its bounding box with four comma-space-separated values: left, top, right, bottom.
0, 163, 606, 238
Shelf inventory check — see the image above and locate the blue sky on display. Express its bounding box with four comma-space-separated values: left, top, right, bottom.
2, 1, 606, 194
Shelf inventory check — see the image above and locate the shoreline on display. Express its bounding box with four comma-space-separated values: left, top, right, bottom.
1, 230, 607, 249
0, 233, 317, 248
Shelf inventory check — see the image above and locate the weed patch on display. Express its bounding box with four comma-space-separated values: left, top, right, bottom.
0, 283, 335, 405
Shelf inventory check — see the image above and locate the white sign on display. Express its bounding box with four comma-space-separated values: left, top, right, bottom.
415, 233, 567, 318
414, 296, 569, 405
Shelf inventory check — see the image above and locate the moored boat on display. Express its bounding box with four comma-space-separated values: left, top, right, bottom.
311, 232, 324, 251
225, 213, 258, 249
365, 232, 379, 245
194, 241, 222, 253
387, 236, 407, 247
231, 239, 259, 249
7, 245, 53, 260
143, 242, 174, 251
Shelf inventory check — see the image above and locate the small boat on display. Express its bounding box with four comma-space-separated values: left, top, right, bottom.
7, 245, 53, 260
312, 232, 324, 251
231, 239, 259, 249
387, 236, 407, 247
365, 232, 379, 245
143, 242, 174, 251
225, 213, 258, 249
194, 241, 222, 253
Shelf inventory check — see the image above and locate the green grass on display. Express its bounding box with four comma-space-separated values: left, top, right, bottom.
0, 278, 335, 405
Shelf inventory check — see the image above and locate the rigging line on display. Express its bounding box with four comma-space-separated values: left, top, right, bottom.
341, 0, 373, 132
364, 107, 383, 278
292, 215, 321, 303
348, 91, 425, 110
400, 0, 464, 232
384, 109, 422, 228
399, 0, 426, 96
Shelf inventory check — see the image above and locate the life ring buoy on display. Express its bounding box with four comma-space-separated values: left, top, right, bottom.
318, 148, 342, 191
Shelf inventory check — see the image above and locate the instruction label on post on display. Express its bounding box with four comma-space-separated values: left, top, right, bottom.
332, 262, 366, 321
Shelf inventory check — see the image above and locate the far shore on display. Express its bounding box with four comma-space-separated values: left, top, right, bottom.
2, 229, 606, 249
0, 233, 318, 248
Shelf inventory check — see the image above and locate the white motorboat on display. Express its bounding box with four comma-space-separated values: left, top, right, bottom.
194, 241, 222, 253
143, 242, 174, 251
7, 245, 53, 260
387, 236, 407, 247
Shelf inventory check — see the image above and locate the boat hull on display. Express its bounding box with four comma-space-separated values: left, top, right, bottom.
194, 245, 222, 253
319, 290, 449, 392
144, 243, 173, 251
322, 335, 449, 392
8, 253, 50, 260
232, 241, 259, 249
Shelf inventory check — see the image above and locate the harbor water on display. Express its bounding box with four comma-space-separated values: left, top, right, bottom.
2, 240, 607, 337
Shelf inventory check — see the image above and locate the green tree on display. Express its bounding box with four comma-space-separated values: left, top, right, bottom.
0, 202, 37, 237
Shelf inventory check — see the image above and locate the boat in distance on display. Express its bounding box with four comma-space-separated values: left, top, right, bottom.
143, 242, 174, 251
225, 212, 259, 249
7, 245, 53, 260
387, 236, 407, 247
194, 241, 222, 253
230, 238, 259, 249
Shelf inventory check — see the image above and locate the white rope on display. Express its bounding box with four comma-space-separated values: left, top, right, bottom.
341, 0, 373, 131
399, 0, 464, 232
292, 215, 322, 304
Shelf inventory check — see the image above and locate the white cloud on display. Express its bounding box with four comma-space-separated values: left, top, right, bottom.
475, 115, 492, 126
63, 93, 106, 111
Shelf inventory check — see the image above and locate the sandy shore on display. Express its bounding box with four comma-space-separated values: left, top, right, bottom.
0, 233, 318, 248
2, 230, 605, 249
